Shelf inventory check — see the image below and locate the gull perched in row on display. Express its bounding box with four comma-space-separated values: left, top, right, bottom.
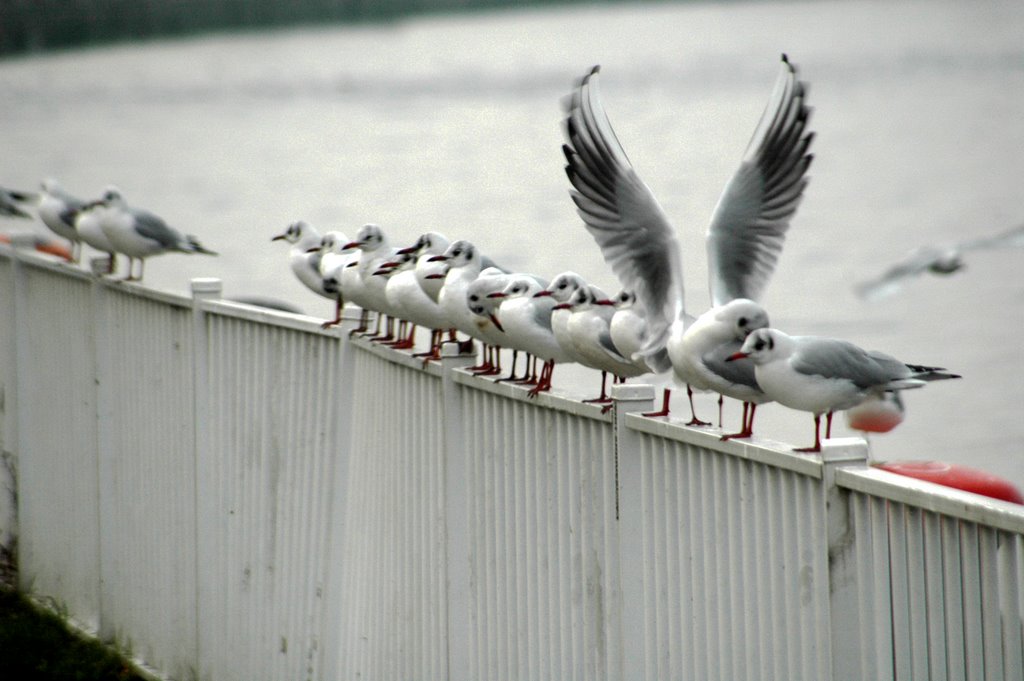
566, 285, 647, 407
432, 239, 506, 354
489, 275, 565, 394
342, 223, 396, 336
37, 179, 88, 262
315, 230, 358, 328
74, 199, 119, 274
728, 328, 960, 452
562, 54, 814, 438
855, 222, 1024, 300
272, 220, 336, 309
98, 186, 216, 281
382, 247, 449, 351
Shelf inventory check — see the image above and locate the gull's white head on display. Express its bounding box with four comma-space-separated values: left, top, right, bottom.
437, 239, 479, 269
714, 298, 770, 341
732, 328, 791, 365
346, 223, 386, 252
539, 271, 586, 302
100, 185, 125, 207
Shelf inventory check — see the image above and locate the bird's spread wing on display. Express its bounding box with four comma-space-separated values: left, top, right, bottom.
562, 66, 686, 362
854, 247, 944, 300
706, 55, 814, 306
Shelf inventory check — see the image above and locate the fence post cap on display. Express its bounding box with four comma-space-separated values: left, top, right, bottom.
820, 437, 869, 465
610, 384, 656, 401
190, 278, 222, 296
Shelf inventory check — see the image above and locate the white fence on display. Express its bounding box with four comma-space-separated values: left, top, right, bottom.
1, 243, 1022, 681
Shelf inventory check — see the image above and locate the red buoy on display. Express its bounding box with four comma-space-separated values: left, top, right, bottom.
876, 460, 1023, 504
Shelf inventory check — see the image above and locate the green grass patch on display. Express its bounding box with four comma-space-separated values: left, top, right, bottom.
0, 588, 148, 681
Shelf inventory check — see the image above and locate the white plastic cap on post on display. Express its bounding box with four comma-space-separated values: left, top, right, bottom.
191, 277, 222, 298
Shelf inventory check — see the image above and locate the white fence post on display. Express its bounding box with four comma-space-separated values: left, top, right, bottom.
190, 277, 221, 679
819, 437, 870, 681
611, 383, 656, 681
439, 340, 478, 681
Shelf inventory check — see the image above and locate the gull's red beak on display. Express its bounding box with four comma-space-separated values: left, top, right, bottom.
304, 246, 320, 253
595, 299, 615, 306
489, 313, 504, 332
425, 273, 445, 279
533, 290, 553, 298
552, 303, 572, 310
726, 352, 748, 362
271, 234, 287, 241
427, 254, 448, 262
486, 292, 506, 299
396, 245, 417, 255
341, 241, 361, 250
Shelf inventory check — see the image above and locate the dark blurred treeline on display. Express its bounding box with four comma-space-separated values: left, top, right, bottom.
0, 0, 586, 57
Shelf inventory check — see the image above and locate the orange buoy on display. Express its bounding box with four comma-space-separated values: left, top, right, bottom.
0, 233, 73, 261
876, 460, 1023, 504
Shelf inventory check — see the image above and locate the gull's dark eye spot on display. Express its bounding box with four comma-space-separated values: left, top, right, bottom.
754, 340, 765, 351
768, 337, 775, 350
469, 294, 479, 302
738, 317, 748, 327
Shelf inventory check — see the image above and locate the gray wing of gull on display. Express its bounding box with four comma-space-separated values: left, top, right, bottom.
791, 336, 909, 390
702, 341, 761, 390
531, 301, 554, 332
130, 207, 184, 250
562, 66, 686, 361
706, 55, 814, 306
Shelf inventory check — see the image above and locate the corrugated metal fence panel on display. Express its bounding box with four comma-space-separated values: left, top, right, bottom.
0, 252, 19, 581
459, 380, 619, 681
843, 481, 1024, 681
12, 262, 102, 629
94, 284, 198, 679
626, 419, 832, 681
197, 307, 345, 681
338, 340, 447, 681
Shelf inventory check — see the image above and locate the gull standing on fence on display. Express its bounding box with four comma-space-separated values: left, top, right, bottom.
396, 232, 452, 357
314, 230, 358, 328
609, 290, 675, 415
73, 199, 119, 274
98, 187, 216, 281
562, 55, 814, 438
272, 220, 335, 307
855, 223, 1024, 300
36, 179, 88, 262
727, 328, 960, 452
565, 284, 647, 406
431, 239, 507, 355
380, 248, 449, 351
343, 223, 399, 339
488, 275, 570, 396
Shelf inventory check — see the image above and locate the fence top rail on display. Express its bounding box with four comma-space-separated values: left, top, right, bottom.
624, 411, 826, 478
452, 367, 614, 423
836, 465, 1024, 534
1, 244, 194, 308
199, 296, 352, 336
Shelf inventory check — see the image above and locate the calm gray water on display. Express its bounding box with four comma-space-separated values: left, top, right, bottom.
3, 0, 1023, 485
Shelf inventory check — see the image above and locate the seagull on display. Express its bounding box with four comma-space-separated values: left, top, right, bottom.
1, 185, 34, 219
432, 239, 505, 355
855, 223, 1024, 300
490, 275, 570, 397
537, 271, 590, 366
394, 232, 453, 357
381, 248, 450, 351
342, 223, 398, 339
73, 199, 119, 274
271, 220, 335, 304
98, 186, 216, 281
37, 179, 88, 262
465, 270, 518, 374
562, 55, 813, 437
567, 285, 648, 408
609, 290, 674, 416
727, 328, 960, 453
314, 230, 358, 328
